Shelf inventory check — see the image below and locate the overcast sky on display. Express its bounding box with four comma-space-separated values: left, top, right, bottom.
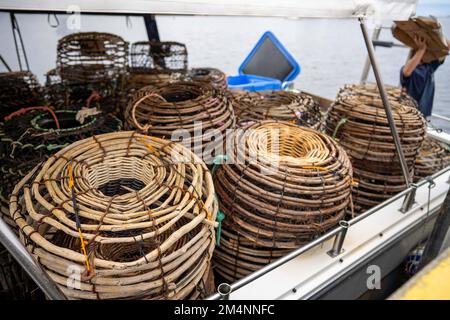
417, 0, 450, 16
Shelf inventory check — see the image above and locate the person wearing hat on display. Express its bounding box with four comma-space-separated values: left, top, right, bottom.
400, 35, 449, 118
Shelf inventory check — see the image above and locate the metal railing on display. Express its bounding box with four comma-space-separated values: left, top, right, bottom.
207, 165, 450, 300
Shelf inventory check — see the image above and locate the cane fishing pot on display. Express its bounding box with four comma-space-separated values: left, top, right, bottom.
0, 71, 46, 120
186, 68, 228, 91
213, 120, 353, 282
9, 131, 217, 299
123, 41, 189, 108
44, 68, 121, 114
324, 84, 426, 214
124, 81, 235, 165
130, 41, 188, 73
414, 136, 450, 182
230, 89, 323, 129
57, 32, 128, 83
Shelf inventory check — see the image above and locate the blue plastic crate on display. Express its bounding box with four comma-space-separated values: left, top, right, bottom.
228, 31, 300, 91
227, 74, 282, 91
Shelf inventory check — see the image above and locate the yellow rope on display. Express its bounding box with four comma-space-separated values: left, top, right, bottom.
200, 199, 212, 221
78, 228, 90, 272
68, 164, 74, 189
68, 163, 90, 272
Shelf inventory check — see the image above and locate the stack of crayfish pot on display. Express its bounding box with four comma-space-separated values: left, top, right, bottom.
213, 121, 353, 282
47, 32, 128, 114
124, 81, 235, 164
414, 136, 450, 182
8, 131, 217, 299
324, 84, 426, 214
230, 89, 322, 129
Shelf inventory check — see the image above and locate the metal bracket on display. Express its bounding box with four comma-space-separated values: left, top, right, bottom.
400, 183, 418, 213
327, 220, 350, 257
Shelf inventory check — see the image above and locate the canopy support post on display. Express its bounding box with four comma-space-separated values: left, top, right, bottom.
143, 14, 160, 41
358, 17, 412, 192
360, 25, 381, 84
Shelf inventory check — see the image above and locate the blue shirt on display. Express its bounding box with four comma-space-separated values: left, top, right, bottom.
400, 60, 441, 117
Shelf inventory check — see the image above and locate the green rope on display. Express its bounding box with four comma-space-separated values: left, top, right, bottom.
332, 117, 348, 140
216, 210, 225, 246
211, 154, 228, 176
47, 143, 69, 151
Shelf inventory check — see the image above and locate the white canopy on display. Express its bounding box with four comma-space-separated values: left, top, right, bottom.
0, 0, 417, 20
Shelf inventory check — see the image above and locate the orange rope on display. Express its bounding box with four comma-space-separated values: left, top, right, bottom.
4, 106, 60, 129
86, 91, 102, 108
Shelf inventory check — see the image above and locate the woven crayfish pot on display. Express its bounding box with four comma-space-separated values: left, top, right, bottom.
324, 84, 426, 214
123, 41, 189, 111
8, 131, 217, 299
124, 71, 184, 97
230, 89, 322, 129
124, 81, 235, 164
0, 71, 46, 119
213, 121, 353, 282
57, 32, 128, 83
185, 68, 227, 91
130, 41, 188, 73
44, 68, 120, 114
414, 136, 450, 182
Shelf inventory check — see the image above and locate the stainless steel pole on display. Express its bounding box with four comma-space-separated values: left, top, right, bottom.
359, 17, 411, 187
327, 221, 350, 257
360, 26, 381, 84
0, 218, 67, 300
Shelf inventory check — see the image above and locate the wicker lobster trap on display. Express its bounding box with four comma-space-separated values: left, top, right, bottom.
414, 136, 450, 182
8, 131, 217, 299
229, 89, 323, 129
44, 68, 121, 114
124, 81, 235, 164
324, 84, 426, 213
0, 71, 46, 120
185, 68, 228, 91
57, 32, 128, 83
213, 121, 353, 282
124, 72, 183, 95
130, 41, 188, 73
